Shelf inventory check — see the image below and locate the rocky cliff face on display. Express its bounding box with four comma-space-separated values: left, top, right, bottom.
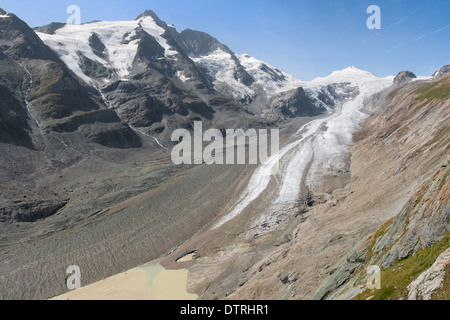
311, 74, 450, 300
270, 87, 325, 118
313, 161, 449, 300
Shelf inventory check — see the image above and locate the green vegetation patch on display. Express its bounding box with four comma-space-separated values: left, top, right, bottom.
366, 218, 394, 262
415, 76, 450, 101
32, 93, 70, 119
29, 62, 64, 99
354, 232, 450, 300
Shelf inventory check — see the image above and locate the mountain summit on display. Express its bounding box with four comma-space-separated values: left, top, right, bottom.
136, 9, 160, 21
311, 66, 380, 85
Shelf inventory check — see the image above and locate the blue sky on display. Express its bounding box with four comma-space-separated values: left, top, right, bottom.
1, 0, 449, 80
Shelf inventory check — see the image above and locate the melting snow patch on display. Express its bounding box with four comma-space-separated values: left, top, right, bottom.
176, 71, 190, 83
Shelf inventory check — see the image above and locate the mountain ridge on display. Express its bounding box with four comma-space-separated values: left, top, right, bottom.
34, 9, 374, 145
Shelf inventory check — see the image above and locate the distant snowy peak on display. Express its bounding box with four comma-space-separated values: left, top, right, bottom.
310, 66, 383, 86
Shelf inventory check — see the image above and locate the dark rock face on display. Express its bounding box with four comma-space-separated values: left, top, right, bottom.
78, 53, 113, 79
0, 199, 68, 223
81, 122, 142, 149
44, 109, 122, 133
88, 32, 106, 58
178, 29, 223, 56
178, 29, 254, 86
0, 12, 60, 61
394, 71, 417, 85
0, 84, 34, 148
27, 60, 101, 121
374, 163, 449, 268
33, 22, 66, 35
270, 87, 325, 118
133, 28, 166, 62
259, 63, 286, 82
268, 82, 359, 120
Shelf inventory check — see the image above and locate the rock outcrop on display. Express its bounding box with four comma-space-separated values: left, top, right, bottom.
407, 248, 450, 300
393, 71, 416, 85
433, 65, 450, 78
270, 87, 325, 118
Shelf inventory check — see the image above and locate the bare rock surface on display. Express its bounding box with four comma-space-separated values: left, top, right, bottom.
407, 248, 450, 300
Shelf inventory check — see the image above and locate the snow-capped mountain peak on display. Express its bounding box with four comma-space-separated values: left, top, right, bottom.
36, 13, 176, 84
310, 66, 381, 86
